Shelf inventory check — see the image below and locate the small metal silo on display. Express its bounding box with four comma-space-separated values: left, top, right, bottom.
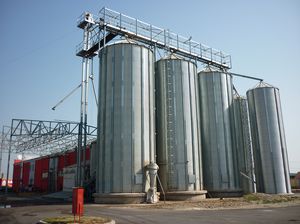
233, 94, 255, 194
94, 42, 156, 203
247, 82, 291, 194
155, 57, 206, 200
198, 69, 242, 197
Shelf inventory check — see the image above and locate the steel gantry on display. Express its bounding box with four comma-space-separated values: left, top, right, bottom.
75, 7, 232, 70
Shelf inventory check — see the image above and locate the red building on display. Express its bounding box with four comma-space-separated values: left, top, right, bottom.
12, 145, 92, 193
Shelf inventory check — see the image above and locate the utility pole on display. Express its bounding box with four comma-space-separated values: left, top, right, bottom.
0, 127, 4, 176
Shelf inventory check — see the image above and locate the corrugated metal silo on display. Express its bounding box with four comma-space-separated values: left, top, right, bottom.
155, 57, 206, 200
94, 42, 155, 203
198, 69, 242, 197
233, 94, 255, 194
247, 82, 291, 194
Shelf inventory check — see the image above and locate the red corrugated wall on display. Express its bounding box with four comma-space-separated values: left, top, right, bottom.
85, 147, 90, 161
34, 157, 50, 192
65, 150, 76, 166
18, 146, 92, 193
41, 157, 50, 192
64, 148, 90, 167
34, 159, 42, 191
12, 161, 22, 192
57, 155, 64, 191
22, 161, 30, 189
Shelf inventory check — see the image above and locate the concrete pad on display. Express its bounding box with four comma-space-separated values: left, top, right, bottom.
208, 189, 243, 198
164, 191, 207, 201
93, 193, 146, 204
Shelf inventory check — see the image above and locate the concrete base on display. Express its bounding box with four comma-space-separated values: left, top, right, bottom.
93, 193, 147, 204
163, 191, 207, 201
207, 189, 243, 198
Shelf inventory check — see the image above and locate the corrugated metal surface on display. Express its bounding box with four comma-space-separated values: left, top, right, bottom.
29, 160, 35, 188
247, 84, 291, 194
97, 42, 155, 193
90, 141, 97, 179
233, 95, 254, 193
41, 157, 50, 192
85, 146, 90, 161
57, 155, 64, 191
13, 161, 22, 192
34, 157, 50, 192
155, 58, 203, 192
22, 161, 30, 189
198, 70, 240, 193
65, 150, 76, 167
34, 159, 42, 191
49, 157, 58, 192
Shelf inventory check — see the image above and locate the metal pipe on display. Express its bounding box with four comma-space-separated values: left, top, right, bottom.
156, 174, 166, 204
83, 55, 90, 184
77, 24, 89, 187
0, 127, 4, 176
90, 59, 98, 106
5, 121, 13, 194
51, 84, 81, 110
229, 72, 263, 82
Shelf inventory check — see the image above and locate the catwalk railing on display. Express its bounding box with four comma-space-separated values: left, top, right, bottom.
76, 7, 231, 69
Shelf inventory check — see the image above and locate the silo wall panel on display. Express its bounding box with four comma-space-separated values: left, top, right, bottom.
97, 43, 155, 195
247, 87, 291, 194
156, 59, 203, 193
198, 71, 241, 195
233, 96, 254, 193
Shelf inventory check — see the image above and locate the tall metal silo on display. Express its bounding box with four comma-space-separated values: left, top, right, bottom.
247, 82, 291, 194
94, 42, 156, 203
233, 94, 255, 194
155, 57, 206, 200
198, 69, 242, 197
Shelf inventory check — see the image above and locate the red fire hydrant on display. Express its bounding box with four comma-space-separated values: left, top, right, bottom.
72, 187, 84, 222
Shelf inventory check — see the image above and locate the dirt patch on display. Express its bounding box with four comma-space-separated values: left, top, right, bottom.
22, 212, 37, 216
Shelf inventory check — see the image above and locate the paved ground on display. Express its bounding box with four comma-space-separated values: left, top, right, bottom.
1, 192, 300, 223
0, 203, 300, 224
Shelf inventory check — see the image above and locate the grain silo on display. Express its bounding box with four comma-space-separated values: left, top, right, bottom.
94, 42, 156, 203
155, 56, 206, 200
198, 69, 242, 197
247, 82, 291, 194
233, 94, 255, 194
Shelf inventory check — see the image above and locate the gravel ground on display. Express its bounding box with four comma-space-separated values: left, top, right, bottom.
97, 193, 300, 210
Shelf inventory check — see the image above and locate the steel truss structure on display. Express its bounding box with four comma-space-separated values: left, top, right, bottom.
8, 119, 97, 155
75, 7, 232, 69
3, 119, 97, 193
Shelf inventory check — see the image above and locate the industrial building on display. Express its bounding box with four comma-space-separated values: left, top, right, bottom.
12, 145, 91, 193
2, 7, 291, 203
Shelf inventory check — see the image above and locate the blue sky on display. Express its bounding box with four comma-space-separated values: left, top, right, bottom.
0, 0, 299, 174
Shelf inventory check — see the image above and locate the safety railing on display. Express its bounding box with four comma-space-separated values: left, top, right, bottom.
76, 7, 231, 68
98, 7, 231, 68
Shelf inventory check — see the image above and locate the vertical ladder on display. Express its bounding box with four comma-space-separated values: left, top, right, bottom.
166, 61, 176, 188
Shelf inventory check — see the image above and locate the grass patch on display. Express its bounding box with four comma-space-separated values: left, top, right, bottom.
243, 193, 294, 204
42, 216, 111, 224
243, 194, 261, 202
